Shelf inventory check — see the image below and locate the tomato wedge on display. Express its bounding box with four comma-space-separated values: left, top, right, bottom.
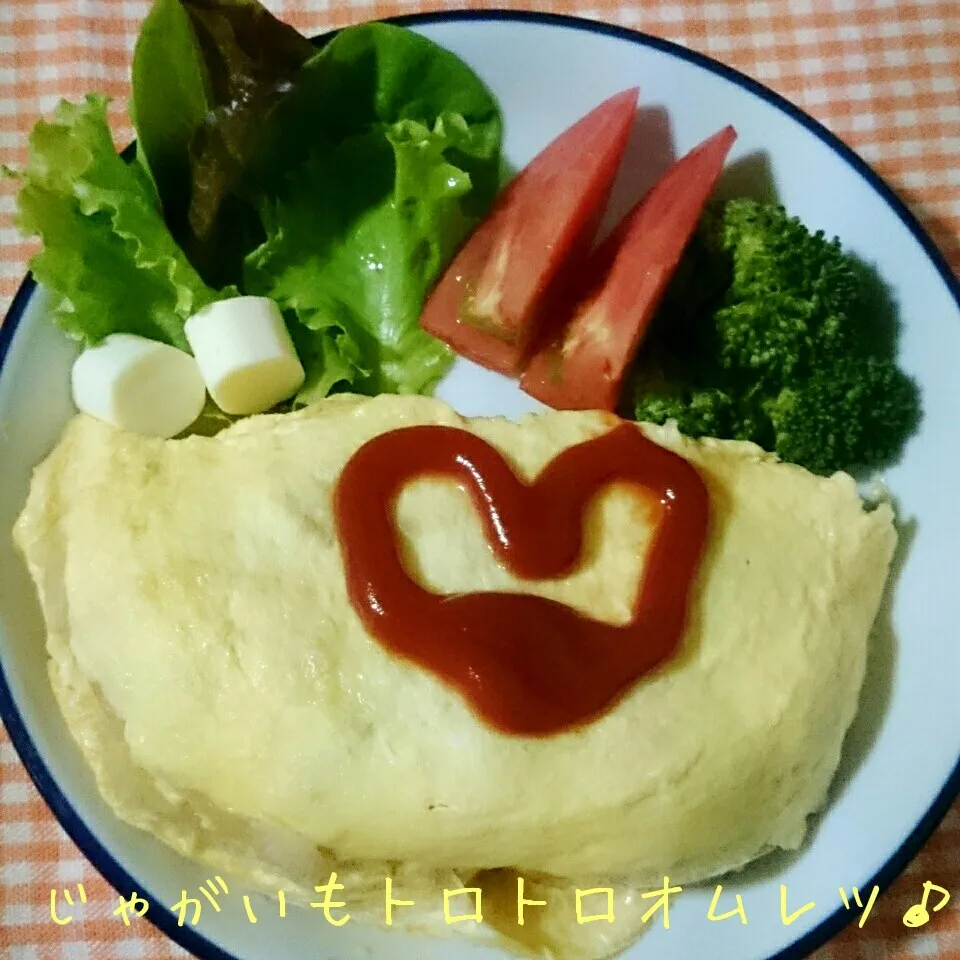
520, 125, 737, 411
419, 88, 639, 376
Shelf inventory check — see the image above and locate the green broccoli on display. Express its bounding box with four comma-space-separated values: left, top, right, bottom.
631, 199, 921, 475
765, 355, 921, 475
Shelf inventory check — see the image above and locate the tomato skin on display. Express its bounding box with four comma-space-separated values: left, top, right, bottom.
521, 125, 737, 411
419, 88, 639, 376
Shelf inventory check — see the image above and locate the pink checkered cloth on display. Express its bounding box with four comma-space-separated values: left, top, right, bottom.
0, 2, 958, 959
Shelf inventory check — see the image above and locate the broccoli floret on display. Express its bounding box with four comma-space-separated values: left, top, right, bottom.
714, 202, 865, 383
634, 387, 736, 439
631, 199, 921, 475
765, 356, 920, 475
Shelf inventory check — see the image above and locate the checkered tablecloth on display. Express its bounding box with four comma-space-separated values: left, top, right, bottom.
1, 1, 958, 959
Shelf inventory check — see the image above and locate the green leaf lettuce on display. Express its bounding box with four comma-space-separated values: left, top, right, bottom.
129, 10, 503, 402
238, 23, 503, 401
130, 0, 315, 287
246, 111, 496, 399
5, 94, 222, 351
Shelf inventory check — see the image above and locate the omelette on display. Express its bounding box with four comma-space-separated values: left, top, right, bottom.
13, 394, 896, 959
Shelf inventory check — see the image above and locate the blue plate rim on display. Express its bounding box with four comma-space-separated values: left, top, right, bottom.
0, 9, 958, 960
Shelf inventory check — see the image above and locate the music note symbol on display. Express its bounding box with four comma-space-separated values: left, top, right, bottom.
902, 881, 950, 928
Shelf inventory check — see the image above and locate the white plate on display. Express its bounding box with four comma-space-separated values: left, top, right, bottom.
1, 11, 959, 960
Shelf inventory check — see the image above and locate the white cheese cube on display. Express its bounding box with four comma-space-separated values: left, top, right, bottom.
184, 297, 305, 415
70, 333, 207, 439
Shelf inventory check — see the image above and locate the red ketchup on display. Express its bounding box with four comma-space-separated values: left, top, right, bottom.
334, 423, 710, 736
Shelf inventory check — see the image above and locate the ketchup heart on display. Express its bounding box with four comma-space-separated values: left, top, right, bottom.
334, 422, 709, 737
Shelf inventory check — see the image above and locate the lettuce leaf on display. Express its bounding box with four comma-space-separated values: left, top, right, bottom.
129, 0, 210, 207
240, 24, 503, 400
245, 115, 485, 397
128, 6, 503, 401
130, 0, 314, 287
5, 95, 222, 351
